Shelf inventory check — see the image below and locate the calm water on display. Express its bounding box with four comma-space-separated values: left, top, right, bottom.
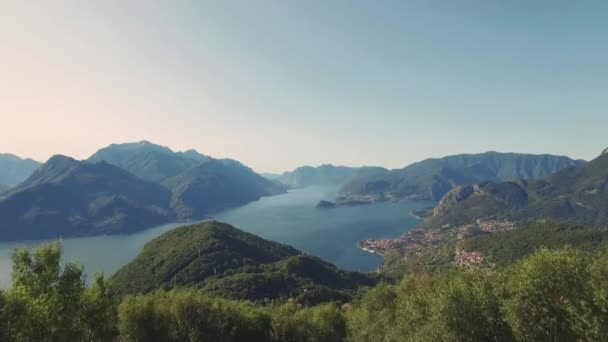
0, 186, 432, 287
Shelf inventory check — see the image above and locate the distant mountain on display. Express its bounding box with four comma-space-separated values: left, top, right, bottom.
427, 150, 608, 227
88, 141, 210, 182
89, 141, 286, 219
260, 173, 281, 180
278, 164, 387, 188
110, 221, 376, 303
0, 155, 173, 241
162, 159, 286, 219
337, 152, 585, 204
0, 153, 41, 187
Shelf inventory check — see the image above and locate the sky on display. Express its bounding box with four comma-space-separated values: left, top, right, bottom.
1, 1, 607, 173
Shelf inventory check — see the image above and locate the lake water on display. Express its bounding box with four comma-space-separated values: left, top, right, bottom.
0, 186, 432, 287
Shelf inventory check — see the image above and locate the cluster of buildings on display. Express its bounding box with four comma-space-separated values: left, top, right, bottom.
455, 250, 484, 267
358, 228, 442, 256
358, 238, 401, 256
476, 219, 516, 233
358, 217, 517, 267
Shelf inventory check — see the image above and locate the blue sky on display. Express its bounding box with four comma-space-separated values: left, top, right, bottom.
1, 1, 607, 172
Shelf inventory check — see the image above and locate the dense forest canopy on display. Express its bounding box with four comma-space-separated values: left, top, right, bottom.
2, 231, 608, 341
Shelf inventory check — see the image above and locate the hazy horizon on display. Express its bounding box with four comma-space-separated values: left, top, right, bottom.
2, 1, 607, 173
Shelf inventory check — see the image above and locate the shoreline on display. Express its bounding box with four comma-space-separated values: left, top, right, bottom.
357, 244, 385, 257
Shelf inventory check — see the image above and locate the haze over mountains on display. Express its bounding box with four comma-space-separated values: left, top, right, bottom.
0, 144, 597, 242
428, 148, 608, 227
88, 141, 211, 182
277, 165, 387, 188
88, 141, 285, 220
336, 152, 585, 204
0, 155, 173, 241
0, 141, 284, 241
0, 153, 41, 190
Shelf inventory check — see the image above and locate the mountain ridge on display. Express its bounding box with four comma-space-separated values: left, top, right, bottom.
277, 164, 387, 188
0, 153, 41, 187
337, 151, 585, 204
427, 151, 608, 227
0, 156, 174, 241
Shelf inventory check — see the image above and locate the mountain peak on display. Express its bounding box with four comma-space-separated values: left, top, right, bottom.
47, 154, 78, 164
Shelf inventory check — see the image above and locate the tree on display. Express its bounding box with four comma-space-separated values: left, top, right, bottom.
502, 248, 593, 341
5, 242, 117, 342
271, 302, 346, 342
346, 283, 398, 342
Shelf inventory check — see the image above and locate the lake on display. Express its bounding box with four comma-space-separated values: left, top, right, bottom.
0, 186, 432, 287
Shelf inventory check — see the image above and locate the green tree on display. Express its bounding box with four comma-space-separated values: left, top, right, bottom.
117, 290, 272, 342
502, 248, 593, 341
346, 283, 397, 342
5, 242, 117, 342
271, 302, 346, 342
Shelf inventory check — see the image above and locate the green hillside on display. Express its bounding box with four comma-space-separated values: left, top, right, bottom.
110, 221, 376, 303
427, 151, 608, 227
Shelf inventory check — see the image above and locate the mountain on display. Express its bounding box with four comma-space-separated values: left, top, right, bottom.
260, 172, 280, 180
0, 155, 173, 241
89, 141, 285, 219
163, 160, 286, 219
0, 153, 41, 187
427, 150, 608, 227
110, 221, 376, 303
278, 164, 387, 188
337, 152, 585, 204
87, 141, 210, 182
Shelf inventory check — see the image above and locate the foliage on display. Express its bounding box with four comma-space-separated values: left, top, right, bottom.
350, 247, 608, 341
5, 236, 608, 341
271, 302, 346, 342
461, 222, 608, 266
3, 241, 117, 342
117, 290, 272, 342
110, 221, 376, 304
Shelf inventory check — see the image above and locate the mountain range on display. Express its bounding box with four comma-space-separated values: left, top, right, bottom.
89, 141, 285, 220
336, 152, 585, 204
0, 153, 41, 188
110, 221, 376, 303
427, 149, 608, 227
87, 141, 210, 182
0, 155, 173, 241
277, 164, 387, 188
0, 141, 284, 241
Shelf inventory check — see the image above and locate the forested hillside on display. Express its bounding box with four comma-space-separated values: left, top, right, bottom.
111, 221, 376, 304
427, 150, 608, 227
2, 237, 607, 341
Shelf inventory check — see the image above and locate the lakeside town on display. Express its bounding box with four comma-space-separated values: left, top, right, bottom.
358, 218, 517, 266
